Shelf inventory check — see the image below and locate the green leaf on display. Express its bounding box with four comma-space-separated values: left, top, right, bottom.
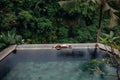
109, 31, 114, 38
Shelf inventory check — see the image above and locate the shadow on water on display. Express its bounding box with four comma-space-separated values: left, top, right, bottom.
56, 48, 108, 60
90, 47, 98, 59
57, 49, 84, 58
0, 59, 13, 80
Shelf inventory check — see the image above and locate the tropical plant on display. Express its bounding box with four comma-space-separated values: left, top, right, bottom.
58, 0, 97, 26
58, 0, 119, 43
18, 10, 33, 29
37, 17, 57, 43
0, 43, 6, 51
0, 0, 120, 45
0, 29, 22, 45
93, 0, 119, 44
100, 31, 120, 46
100, 31, 120, 80
1, 13, 17, 30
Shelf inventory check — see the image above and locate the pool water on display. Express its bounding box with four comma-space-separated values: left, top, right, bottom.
2, 61, 116, 80
0, 49, 117, 80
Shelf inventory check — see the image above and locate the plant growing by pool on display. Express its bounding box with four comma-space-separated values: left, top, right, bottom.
100, 31, 120, 46
100, 31, 120, 80
0, 29, 22, 50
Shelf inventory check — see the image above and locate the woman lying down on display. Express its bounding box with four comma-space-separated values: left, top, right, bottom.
52, 44, 72, 50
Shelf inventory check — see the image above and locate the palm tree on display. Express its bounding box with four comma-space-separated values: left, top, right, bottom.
94, 0, 118, 44
58, 0, 119, 44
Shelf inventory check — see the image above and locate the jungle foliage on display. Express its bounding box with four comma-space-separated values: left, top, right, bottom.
0, 0, 120, 50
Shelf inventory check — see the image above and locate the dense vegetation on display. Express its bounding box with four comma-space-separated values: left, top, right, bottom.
0, 0, 120, 50
0, 0, 120, 79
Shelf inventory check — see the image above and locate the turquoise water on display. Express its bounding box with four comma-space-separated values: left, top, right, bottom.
3, 61, 116, 80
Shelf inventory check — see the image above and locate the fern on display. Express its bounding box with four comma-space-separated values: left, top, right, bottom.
0, 29, 22, 45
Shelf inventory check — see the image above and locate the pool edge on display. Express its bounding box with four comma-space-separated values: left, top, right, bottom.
0, 43, 120, 61
0, 45, 17, 61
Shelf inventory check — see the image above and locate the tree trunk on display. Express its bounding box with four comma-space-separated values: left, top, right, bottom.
97, 0, 104, 44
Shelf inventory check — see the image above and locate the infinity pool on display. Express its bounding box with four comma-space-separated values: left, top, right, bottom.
0, 45, 117, 80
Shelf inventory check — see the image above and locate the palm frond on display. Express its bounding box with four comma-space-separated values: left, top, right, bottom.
96, 0, 101, 5
112, 36, 120, 41
58, 0, 75, 7
100, 37, 107, 44
109, 11, 119, 28
91, 0, 96, 3
103, 2, 110, 12
102, 33, 109, 38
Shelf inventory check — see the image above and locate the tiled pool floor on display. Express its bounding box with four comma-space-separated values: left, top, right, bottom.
3, 61, 116, 80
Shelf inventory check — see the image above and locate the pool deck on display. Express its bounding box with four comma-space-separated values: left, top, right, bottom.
0, 43, 120, 61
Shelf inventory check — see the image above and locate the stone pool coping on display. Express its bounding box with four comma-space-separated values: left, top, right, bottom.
98, 43, 120, 57
16, 43, 97, 50
0, 45, 17, 61
0, 43, 120, 61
